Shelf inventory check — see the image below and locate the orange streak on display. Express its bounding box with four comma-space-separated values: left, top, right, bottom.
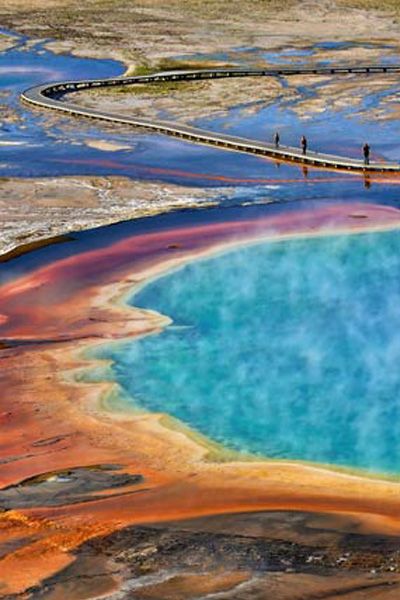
1, 202, 400, 594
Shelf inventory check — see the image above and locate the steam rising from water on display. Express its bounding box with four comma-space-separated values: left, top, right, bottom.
99, 230, 400, 475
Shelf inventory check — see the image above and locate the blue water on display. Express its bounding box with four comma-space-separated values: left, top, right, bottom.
182, 42, 400, 160
194, 77, 400, 160
2, 28, 400, 474
1, 30, 400, 199
96, 229, 400, 475
0, 30, 127, 171
0, 30, 347, 187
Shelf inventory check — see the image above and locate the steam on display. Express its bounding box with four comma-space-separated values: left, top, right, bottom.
103, 228, 400, 475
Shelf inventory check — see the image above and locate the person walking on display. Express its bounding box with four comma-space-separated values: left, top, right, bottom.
363, 143, 370, 166
301, 135, 307, 156
274, 131, 280, 149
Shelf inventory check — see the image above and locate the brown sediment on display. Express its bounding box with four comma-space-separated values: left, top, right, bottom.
1, 202, 400, 594
29, 511, 400, 599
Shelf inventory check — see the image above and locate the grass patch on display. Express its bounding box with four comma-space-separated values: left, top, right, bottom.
337, 0, 400, 13
103, 58, 238, 96
107, 80, 199, 96
131, 58, 237, 76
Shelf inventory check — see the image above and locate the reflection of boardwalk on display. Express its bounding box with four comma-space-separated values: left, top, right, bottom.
21, 65, 400, 173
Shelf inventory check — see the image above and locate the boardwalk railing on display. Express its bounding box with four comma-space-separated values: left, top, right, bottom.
21, 65, 400, 173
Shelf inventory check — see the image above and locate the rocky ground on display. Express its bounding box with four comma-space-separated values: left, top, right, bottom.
0, 176, 222, 258
2, 0, 400, 67
17, 511, 400, 599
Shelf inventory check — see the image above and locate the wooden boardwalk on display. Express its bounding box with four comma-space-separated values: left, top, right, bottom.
21, 65, 400, 173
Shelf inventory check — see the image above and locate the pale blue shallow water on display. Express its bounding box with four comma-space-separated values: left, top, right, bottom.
95, 229, 400, 476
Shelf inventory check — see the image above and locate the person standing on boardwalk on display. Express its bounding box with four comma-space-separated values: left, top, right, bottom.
301, 135, 307, 156
363, 143, 370, 166
274, 132, 280, 149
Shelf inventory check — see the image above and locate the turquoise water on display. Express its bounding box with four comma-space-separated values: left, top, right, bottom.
97, 230, 400, 475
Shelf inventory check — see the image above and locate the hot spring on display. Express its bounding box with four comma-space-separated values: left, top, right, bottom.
95, 228, 400, 475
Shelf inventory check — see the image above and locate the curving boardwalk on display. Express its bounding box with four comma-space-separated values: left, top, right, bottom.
21, 65, 400, 173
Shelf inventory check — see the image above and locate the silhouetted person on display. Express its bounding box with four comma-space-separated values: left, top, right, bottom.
363, 143, 370, 166
301, 135, 307, 156
274, 132, 280, 149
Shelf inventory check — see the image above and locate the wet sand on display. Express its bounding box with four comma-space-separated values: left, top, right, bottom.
1, 202, 400, 596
